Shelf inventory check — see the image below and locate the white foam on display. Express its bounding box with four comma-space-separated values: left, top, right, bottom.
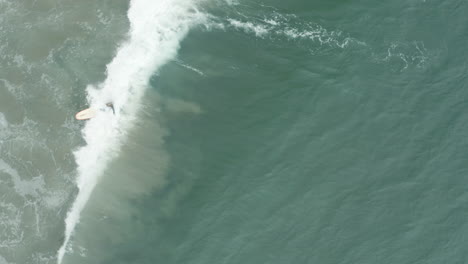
0, 159, 45, 198
228, 19, 269, 37
175, 59, 205, 75
222, 15, 367, 50
0, 201, 23, 249
263, 18, 280, 26
57, 0, 204, 263
224, 0, 239, 5
0, 112, 8, 129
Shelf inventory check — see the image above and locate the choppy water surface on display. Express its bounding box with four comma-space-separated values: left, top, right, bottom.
1, 0, 467, 263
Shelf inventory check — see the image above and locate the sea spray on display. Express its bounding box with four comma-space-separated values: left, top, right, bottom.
57, 0, 204, 262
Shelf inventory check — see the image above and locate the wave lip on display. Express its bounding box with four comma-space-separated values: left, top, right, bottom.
57, 0, 203, 263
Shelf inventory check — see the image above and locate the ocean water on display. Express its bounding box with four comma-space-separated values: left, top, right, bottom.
1, 0, 468, 263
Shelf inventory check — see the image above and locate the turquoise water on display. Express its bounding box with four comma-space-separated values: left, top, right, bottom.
1, 0, 468, 263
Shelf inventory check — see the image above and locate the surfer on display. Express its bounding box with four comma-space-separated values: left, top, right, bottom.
106, 102, 115, 114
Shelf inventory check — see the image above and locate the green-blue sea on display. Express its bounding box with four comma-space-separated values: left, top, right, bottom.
1, 0, 467, 263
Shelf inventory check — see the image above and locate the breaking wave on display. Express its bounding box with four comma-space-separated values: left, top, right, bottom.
57, 0, 205, 262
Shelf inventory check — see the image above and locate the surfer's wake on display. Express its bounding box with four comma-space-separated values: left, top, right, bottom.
57, 0, 204, 263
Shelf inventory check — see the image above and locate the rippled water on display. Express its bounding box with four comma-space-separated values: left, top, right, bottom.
1, 0, 467, 263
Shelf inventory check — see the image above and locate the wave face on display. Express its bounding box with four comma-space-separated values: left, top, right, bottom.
57, 0, 203, 262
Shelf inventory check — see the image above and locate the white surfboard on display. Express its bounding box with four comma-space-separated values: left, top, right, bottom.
75, 108, 96, 120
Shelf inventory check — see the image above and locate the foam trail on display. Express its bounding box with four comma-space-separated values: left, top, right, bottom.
57, 0, 203, 263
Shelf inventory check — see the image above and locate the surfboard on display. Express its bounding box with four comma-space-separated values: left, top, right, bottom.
75, 108, 96, 120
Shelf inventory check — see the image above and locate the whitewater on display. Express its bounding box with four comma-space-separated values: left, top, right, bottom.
57, 0, 204, 262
